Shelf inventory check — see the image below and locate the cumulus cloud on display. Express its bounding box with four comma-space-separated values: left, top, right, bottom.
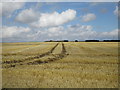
98, 29, 119, 39
15, 8, 40, 23
31, 9, 76, 28
81, 13, 96, 22
37, 24, 93, 40
1, 24, 119, 42
42, 25, 118, 41
2, 26, 31, 38
114, 6, 118, 15
114, 6, 120, 16
47, 26, 67, 38
65, 24, 96, 40
28, 24, 118, 41
2, 2, 25, 17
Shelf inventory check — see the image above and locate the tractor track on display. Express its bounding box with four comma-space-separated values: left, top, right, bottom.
3, 43, 69, 68
27, 43, 68, 65
2, 43, 59, 68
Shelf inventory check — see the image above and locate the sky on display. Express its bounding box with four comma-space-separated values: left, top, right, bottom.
1, 2, 120, 42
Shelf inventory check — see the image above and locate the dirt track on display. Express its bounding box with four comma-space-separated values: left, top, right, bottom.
27, 43, 68, 65
3, 43, 68, 68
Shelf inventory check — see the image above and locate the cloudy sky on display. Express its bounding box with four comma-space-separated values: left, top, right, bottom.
1, 2, 119, 42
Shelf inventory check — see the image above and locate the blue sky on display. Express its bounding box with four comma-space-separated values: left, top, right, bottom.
2, 2, 119, 42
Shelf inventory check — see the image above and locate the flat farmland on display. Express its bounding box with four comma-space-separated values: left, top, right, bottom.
2, 42, 119, 88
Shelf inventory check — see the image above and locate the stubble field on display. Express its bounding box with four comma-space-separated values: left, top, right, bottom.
2, 42, 119, 88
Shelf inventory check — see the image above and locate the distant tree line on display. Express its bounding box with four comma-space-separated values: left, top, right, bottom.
45, 40, 120, 42
45, 40, 69, 42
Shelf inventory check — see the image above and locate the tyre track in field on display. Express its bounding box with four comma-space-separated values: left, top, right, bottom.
2, 43, 59, 68
27, 43, 68, 65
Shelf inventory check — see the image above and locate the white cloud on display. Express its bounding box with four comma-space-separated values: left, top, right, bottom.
2, 26, 31, 38
98, 29, 119, 39
31, 9, 76, 28
114, 6, 120, 16
47, 26, 65, 37
15, 8, 40, 23
81, 13, 96, 22
28, 24, 96, 41
1, 24, 119, 42
66, 24, 96, 40
2, 2, 25, 17
114, 6, 118, 15
34, 24, 118, 41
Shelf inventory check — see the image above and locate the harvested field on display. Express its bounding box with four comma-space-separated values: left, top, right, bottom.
2, 42, 119, 88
